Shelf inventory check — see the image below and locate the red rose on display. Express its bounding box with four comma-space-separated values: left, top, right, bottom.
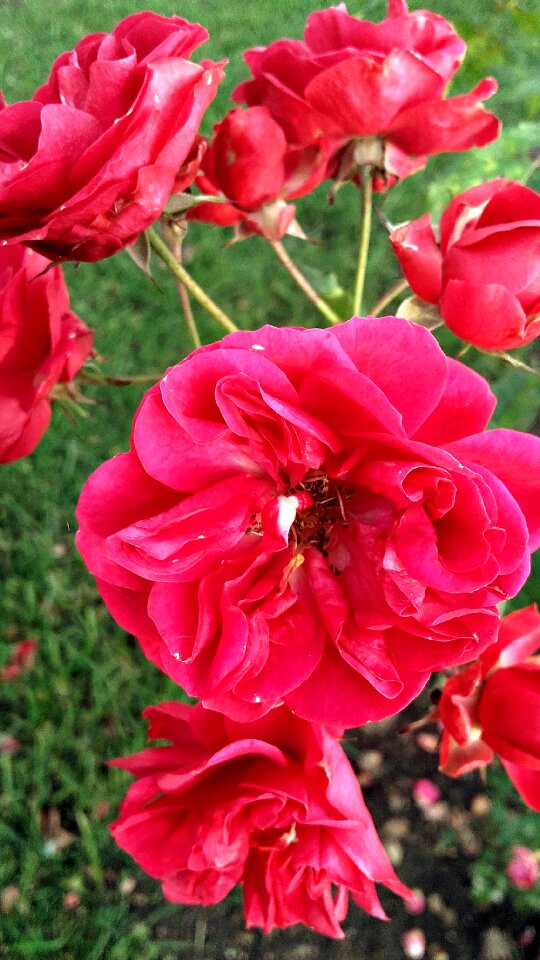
390, 180, 540, 350
110, 702, 410, 937
76, 316, 540, 727
437, 605, 540, 812
0, 245, 93, 463
233, 1, 499, 189
0, 13, 224, 262
390, 179, 540, 350
186, 107, 330, 241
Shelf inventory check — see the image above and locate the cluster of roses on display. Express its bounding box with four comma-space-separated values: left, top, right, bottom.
1, 0, 539, 939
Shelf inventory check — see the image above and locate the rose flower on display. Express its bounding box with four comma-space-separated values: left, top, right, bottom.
232, 0, 499, 190
436, 605, 540, 812
111, 702, 411, 937
77, 316, 540, 727
390, 179, 540, 350
185, 106, 330, 241
0, 245, 93, 463
0, 13, 224, 262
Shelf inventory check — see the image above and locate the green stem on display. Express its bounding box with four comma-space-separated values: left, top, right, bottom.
168, 228, 201, 350
148, 227, 237, 335
352, 166, 373, 316
371, 278, 409, 316
271, 240, 342, 326
77, 371, 160, 386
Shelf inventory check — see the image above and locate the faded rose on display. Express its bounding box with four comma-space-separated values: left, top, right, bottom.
390, 179, 540, 350
111, 702, 410, 937
186, 106, 330, 241
437, 605, 540, 812
233, 0, 499, 190
77, 316, 540, 727
0, 245, 92, 463
0, 13, 223, 262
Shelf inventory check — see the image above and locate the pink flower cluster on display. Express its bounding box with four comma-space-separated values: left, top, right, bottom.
1, 0, 539, 943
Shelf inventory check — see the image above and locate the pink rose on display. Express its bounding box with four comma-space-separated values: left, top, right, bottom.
506, 846, 539, 890
233, 1, 499, 190
186, 106, 330, 241
111, 702, 410, 937
390, 179, 540, 350
77, 316, 540, 727
0, 13, 224, 262
0, 245, 93, 463
436, 605, 540, 812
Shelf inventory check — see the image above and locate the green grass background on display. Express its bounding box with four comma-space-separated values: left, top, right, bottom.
1, 1, 539, 957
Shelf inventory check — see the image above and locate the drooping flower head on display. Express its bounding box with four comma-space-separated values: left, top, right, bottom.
233, 0, 500, 190
185, 106, 330, 241
77, 316, 540, 728
390, 179, 540, 350
0, 13, 224, 261
111, 702, 411, 937
0, 244, 93, 463
436, 605, 540, 812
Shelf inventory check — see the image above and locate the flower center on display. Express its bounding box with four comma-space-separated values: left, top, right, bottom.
291, 472, 353, 556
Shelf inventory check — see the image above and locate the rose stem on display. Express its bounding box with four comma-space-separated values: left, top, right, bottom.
77, 371, 161, 386
270, 240, 341, 326
165, 224, 201, 349
352, 165, 373, 316
371, 278, 409, 316
148, 226, 238, 335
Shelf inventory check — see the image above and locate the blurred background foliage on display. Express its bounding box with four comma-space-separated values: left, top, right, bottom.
0, 1, 539, 957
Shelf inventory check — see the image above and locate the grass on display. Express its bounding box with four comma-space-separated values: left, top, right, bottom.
0, 1, 539, 957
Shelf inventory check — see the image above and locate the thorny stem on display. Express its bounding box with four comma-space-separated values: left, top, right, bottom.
165, 224, 201, 350
271, 240, 342, 326
148, 227, 237, 335
371, 278, 409, 316
352, 165, 373, 316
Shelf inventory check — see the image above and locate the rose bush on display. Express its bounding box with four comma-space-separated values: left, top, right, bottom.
436, 605, 540, 812
390, 179, 540, 350
185, 106, 330, 241
0, 13, 224, 261
0, 244, 92, 463
233, 0, 499, 189
111, 702, 410, 936
76, 316, 540, 728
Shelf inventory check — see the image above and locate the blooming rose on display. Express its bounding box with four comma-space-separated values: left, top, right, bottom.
0, 13, 224, 262
77, 316, 540, 727
0, 245, 93, 463
390, 179, 540, 350
436, 605, 540, 812
186, 106, 330, 241
233, 0, 499, 190
110, 702, 410, 936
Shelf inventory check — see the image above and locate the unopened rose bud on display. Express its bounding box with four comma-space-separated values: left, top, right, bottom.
62, 892, 81, 909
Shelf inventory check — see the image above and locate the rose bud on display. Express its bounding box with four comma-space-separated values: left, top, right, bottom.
233, 1, 499, 191
0, 248, 92, 463
111, 702, 411, 937
390, 179, 540, 350
436, 606, 540, 812
186, 107, 330, 241
506, 846, 539, 890
0, 13, 224, 261
77, 316, 540, 728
